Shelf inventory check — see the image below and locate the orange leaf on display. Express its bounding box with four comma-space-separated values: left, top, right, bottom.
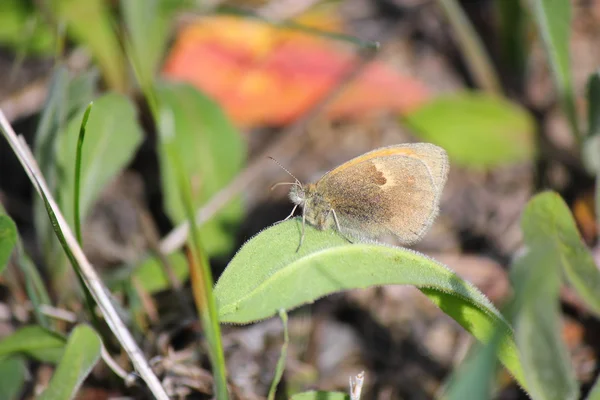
162, 15, 430, 128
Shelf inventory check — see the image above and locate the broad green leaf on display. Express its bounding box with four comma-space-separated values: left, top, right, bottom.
0, 325, 66, 363
0, 356, 26, 400
520, 192, 600, 316
0, 213, 17, 274
214, 219, 525, 388
291, 392, 349, 400
133, 252, 189, 293
527, 0, 578, 138
156, 83, 245, 256
38, 325, 101, 400
404, 92, 535, 167
57, 92, 143, 229
49, 0, 127, 91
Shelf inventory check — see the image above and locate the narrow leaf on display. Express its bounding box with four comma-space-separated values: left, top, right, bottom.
268, 310, 288, 400
121, 0, 170, 91
437, 0, 501, 93
444, 332, 501, 400
527, 0, 579, 139
0, 213, 17, 274
57, 93, 143, 229
583, 71, 600, 174
38, 325, 102, 400
50, 0, 127, 91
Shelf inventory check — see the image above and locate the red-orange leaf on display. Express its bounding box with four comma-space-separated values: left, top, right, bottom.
162, 15, 430, 128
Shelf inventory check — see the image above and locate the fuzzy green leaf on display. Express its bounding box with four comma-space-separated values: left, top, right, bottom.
38, 325, 101, 400
214, 219, 525, 388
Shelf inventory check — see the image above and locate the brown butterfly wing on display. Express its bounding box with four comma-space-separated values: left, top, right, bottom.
316, 144, 449, 244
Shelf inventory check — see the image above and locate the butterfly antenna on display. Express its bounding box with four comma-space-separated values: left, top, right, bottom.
268, 156, 302, 187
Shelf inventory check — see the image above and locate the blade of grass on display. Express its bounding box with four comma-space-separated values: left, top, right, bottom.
73, 102, 92, 244
50, 0, 127, 92
0, 110, 169, 400
268, 309, 289, 400
437, 0, 501, 94
527, 0, 579, 140
159, 108, 229, 399
70, 101, 105, 334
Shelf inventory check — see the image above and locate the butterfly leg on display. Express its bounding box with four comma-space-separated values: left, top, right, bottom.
296, 207, 306, 252
274, 204, 298, 226
331, 209, 353, 244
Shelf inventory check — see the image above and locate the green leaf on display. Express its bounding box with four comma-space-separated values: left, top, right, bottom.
587, 71, 600, 138
0, 356, 27, 400
0, 213, 17, 274
586, 373, 600, 400
0, 0, 56, 54
510, 192, 586, 400
155, 83, 246, 256
583, 72, 600, 174
38, 325, 102, 400
121, 0, 170, 91
527, 0, 579, 139
495, 0, 529, 83
512, 250, 578, 400
521, 192, 600, 316
437, 0, 501, 94
290, 392, 350, 400
0, 325, 66, 363
214, 219, 526, 388
133, 252, 189, 293
57, 92, 143, 229
49, 0, 127, 91
404, 92, 535, 167
268, 310, 288, 400
34, 67, 98, 268
444, 332, 501, 400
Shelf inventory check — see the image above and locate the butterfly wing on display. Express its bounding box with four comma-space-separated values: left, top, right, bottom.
316, 143, 449, 244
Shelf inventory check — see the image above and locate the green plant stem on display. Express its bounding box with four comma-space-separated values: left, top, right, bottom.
268, 309, 289, 400
437, 0, 502, 94
161, 114, 229, 399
